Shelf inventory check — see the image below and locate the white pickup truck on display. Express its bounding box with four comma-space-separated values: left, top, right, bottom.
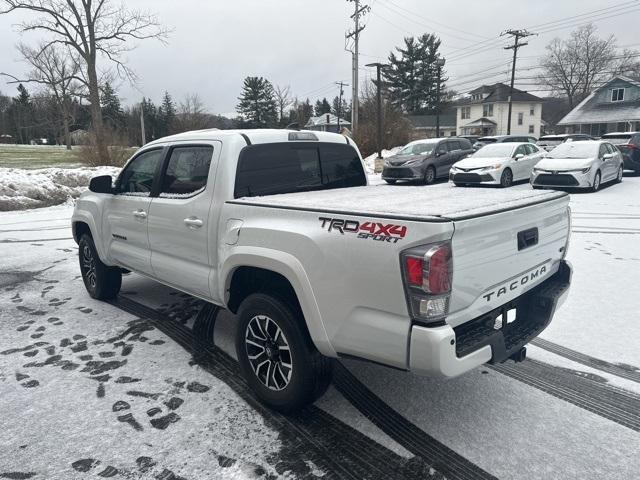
72, 129, 572, 411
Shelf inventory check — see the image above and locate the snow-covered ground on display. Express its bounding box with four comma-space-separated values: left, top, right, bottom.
0, 167, 120, 211
1, 175, 639, 479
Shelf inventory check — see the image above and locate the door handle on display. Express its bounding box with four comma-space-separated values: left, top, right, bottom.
184, 217, 203, 229
132, 209, 147, 219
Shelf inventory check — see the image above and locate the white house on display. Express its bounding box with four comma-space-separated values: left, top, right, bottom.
305, 113, 351, 134
455, 83, 544, 137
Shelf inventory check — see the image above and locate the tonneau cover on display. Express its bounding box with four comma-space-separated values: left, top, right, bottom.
230, 183, 567, 222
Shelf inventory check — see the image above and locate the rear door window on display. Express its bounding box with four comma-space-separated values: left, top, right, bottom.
160, 145, 213, 197
234, 142, 365, 198
447, 140, 461, 151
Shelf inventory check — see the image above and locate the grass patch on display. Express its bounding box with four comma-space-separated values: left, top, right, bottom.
0, 144, 84, 169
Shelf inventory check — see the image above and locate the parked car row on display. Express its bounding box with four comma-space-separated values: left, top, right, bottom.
382, 136, 626, 193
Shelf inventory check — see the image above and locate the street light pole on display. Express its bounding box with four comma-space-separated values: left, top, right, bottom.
366, 62, 385, 159
435, 57, 446, 138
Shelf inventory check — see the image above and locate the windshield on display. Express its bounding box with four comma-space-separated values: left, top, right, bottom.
397, 142, 437, 155
603, 135, 632, 145
549, 142, 598, 159
471, 144, 515, 157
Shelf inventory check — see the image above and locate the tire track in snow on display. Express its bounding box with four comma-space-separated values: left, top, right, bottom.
531, 338, 640, 384
109, 295, 444, 480
491, 359, 640, 432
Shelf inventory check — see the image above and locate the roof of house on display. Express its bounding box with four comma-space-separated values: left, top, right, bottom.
454, 83, 542, 105
305, 114, 351, 127
558, 76, 640, 125
461, 117, 497, 127
406, 114, 456, 128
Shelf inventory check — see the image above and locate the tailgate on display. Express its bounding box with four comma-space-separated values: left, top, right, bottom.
446, 194, 570, 327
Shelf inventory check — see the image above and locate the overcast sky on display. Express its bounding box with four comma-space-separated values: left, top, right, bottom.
0, 0, 637, 116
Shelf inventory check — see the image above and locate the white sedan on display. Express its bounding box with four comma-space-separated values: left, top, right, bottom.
449, 142, 544, 188
530, 140, 624, 192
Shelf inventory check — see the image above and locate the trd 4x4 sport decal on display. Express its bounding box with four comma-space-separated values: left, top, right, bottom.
319, 217, 407, 243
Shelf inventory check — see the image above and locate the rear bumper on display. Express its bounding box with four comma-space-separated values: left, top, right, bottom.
408, 260, 572, 377
623, 154, 640, 171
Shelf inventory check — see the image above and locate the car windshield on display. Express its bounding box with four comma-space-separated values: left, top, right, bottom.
539, 137, 564, 145
471, 144, 514, 157
397, 142, 437, 155
603, 135, 632, 145
549, 142, 598, 159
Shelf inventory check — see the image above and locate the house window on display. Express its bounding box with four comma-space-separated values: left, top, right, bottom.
611, 88, 625, 102
529, 105, 535, 116
518, 112, 523, 125
461, 107, 470, 119
528, 125, 535, 134
483, 104, 493, 117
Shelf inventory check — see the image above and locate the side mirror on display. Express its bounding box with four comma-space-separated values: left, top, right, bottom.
514, 153, 525, 160
602, 153, 614, 160
89, 175, 113, 194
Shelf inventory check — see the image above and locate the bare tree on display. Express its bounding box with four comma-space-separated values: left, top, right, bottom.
2, 42, 80, 149
538, 24, 639, 108
175, 94, 209, 132
274, 84, 292, 125
0, 0, 168, 163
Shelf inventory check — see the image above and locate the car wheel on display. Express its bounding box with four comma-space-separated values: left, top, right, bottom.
500, 168, 513, 188
616, 166, 623, 183
235, 293, 333, 412
424, 166, 436, 185
591, 171, 601, 192
384, 179, 397, 185
78, 234, 122, 300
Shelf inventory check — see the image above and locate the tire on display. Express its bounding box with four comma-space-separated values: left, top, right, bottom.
384, 179, 397, 185
235, 293, 332, 412
424, 166, 436, 185
590, 171, 601, 192
616, 166, 623, 183
499, 168, 513, 188
78, 234, 122, 300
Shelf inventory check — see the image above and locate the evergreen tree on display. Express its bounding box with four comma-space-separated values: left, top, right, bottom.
157, 91, 176, 137
331, 95, 351, 122
10, 84, 33, 143
314, 97, 332, 116
101, 82, 125, 131
236, 76, 278, 128
141, 97, 158, 141
383, 33, 444, 114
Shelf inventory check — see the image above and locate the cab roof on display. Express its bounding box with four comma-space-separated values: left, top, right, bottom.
144, 129, 352, 147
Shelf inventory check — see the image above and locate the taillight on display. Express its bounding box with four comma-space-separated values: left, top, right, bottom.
401, 242, 452, 324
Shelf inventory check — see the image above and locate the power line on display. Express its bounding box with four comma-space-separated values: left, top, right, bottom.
345, 0, 370, 134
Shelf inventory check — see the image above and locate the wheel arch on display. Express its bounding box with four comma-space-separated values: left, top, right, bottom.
221, 248, 336, 358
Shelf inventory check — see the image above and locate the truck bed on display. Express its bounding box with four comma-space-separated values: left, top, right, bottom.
229, 183, 567, 221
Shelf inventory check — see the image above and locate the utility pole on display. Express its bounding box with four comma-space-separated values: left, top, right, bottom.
435, 57, 446, 138
502, 29, 535, 135
335, 81, 348, 132
139, 100, 146, 145
366, 63, 385, 159
345, 0, 369, 135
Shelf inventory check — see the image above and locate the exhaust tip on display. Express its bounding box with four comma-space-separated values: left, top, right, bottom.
510, 347, 527, 363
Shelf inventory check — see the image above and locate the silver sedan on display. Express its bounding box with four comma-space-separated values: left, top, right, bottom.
530, 140, 624, 192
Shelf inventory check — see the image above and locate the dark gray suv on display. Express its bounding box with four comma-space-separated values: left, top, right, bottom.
382, 138, 473, 185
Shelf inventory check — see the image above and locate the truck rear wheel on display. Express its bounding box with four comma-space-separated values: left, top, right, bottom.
78, 234, 122, 300
235, 293, 332, 412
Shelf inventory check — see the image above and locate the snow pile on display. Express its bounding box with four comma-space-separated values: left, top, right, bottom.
362, 147, 402, 173
0, 166, 121, 211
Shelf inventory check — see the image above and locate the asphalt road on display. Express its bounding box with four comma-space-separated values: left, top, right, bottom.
1, 175, 639, 479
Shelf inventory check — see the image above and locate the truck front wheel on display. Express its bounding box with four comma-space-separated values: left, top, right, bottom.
78, 234, 122, 300
235, 293, 332, 412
